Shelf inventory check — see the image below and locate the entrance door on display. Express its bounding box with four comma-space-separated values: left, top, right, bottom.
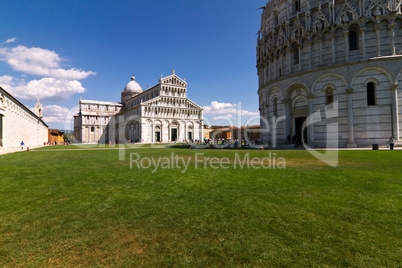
171, 128, 178, 141
295, 117, 307, 144
155, 131, 161, 142
0, 115, 2, 147
187, 132, 192, 141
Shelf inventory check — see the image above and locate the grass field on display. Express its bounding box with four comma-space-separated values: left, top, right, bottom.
0, 147, 400, 267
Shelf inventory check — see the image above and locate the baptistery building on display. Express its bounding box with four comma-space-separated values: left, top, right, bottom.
74, 71, 204, 143
257, 0, 402, 147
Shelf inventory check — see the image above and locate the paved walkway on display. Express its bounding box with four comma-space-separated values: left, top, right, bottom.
0, 145, 47, 155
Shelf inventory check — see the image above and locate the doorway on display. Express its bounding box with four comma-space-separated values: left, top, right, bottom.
187, 131, 192, 141
295, 117, 307, 144
171, 128, 178, 141
155, 131, 161, 142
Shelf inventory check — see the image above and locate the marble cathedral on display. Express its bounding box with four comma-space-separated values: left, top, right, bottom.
74, 71, 204, 143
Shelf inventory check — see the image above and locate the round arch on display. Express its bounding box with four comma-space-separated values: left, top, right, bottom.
285, 82, 309, 98
311, 73, 347, 93
351, 66, 394, 86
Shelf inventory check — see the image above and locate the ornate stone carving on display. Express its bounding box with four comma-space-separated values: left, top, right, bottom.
390, 84, 399, 91
0, 94, 4, 109
292, 18, 305, 40
312, 4, 330, 33
365, 0, 389, 17
278, 27, 286, 45
336, 2, 359, 24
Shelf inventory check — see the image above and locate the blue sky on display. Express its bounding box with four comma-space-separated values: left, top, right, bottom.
0, 0, 265, 129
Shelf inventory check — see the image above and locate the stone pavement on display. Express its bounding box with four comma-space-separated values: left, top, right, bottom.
0, 145, 47, 155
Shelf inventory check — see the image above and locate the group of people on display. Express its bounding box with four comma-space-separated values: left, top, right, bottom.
287, 134, 300, 144
185, 138, 258, 149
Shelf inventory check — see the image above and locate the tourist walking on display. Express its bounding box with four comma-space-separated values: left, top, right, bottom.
388, 136, 395, 150
20, 141, 24, 150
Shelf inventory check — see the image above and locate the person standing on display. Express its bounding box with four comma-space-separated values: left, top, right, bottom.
388, 137, 395, 150
20, 141, 24, 150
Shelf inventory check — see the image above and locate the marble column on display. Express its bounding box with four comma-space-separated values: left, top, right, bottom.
308, 41, 312, 69
390, 22, 396, 55
288, 48, 292, 74
319, 38, 323, 65
360, 27, 366, 58
151, 123, 154, 142
346, 89, 357, 147
307, 93, 315, 145
391, 84, 400, 139
375, 25, 381, 56
331, 35, 336, 64
298, 45, 302, 72
344, 30, 349, 61
281, 99, 290, 141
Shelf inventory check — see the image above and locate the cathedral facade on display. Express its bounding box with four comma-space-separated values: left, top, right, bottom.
257, 0, 402, 147
74, 71, 204, 143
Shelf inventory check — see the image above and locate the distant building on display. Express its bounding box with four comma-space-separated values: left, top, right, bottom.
203, 125, 213, 140
205, 125, 261, 141
48, 129, 64, 144
0, 87, 48, 148
74, 71, 204, 143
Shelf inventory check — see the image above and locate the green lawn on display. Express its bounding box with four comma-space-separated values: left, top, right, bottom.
0, 148, 400, 267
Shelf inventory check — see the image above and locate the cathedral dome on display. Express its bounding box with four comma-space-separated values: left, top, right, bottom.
124, 75, 143, 93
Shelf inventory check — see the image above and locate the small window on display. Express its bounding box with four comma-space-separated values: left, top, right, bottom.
295, 0, 301, 12
326, 88, 334, 106
91, 127, 95, 132
279, 68, 282, 77
367, 82, 376, 106
349, 30, 358, 51
273, 98, 278, 117
293, 48, 299, 64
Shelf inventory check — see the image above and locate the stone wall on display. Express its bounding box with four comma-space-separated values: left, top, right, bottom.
259, 58, 402, 147
0, 88, 48, 148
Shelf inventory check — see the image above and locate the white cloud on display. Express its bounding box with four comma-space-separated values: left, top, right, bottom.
2, 38, 17, 44
0, 45, 95, 80
38, 104, 79, 130
42, 105, 72, 123
0, 75, 14, 88
0, 75, 86, 101
204, 101, 259, 116
0, 44, 94, 101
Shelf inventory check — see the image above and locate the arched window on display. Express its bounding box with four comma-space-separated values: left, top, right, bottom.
273, 98, 278, 117
367, 82, 376, 106
293, 47, 299, 64
326, 87, 334, 106
349, 30, 358, 51
295, 0, 301, 12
